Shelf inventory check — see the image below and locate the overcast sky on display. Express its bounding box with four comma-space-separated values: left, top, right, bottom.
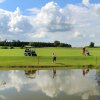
0, 0, 100, 47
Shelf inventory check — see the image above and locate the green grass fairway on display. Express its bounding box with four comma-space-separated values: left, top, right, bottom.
0, 48, 100, 68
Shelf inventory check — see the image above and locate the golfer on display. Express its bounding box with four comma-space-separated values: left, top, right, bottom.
52, 53, 56, 63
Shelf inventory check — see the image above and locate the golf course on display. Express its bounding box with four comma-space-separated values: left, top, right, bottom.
0, 47, 100, 69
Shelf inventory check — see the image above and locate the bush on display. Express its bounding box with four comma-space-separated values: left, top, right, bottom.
10, 46, 14, 49
20, 46, 24, 49
89, 42, 95, 48
1, 46, 8, 49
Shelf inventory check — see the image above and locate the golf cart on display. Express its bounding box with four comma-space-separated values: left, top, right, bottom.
24, 70, 37, 79
24, 46, 37, 56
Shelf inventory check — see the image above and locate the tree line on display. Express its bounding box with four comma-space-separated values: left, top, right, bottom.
0, 40, 72, 48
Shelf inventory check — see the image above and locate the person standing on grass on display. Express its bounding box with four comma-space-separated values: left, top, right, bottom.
82, 47, 86, 55
85, 49, 90, 56
52, 53, 56, 63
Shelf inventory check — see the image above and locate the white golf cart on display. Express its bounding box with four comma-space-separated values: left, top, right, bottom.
24, 46, 37, 56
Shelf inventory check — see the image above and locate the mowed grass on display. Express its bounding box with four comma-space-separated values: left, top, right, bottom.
0, 47, 100, 56
0, 48, 100, 67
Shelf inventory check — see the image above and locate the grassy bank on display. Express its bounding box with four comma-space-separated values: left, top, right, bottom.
0, 48, 100, 68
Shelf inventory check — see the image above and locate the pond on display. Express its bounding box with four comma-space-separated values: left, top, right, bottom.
0, 69, 100, 100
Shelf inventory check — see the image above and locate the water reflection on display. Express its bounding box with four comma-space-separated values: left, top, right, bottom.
96, 70, 100, 86
82, 68, 90, 76
24, 70, 37, 79
0, 69, 100, 100
53, 70, 56, 78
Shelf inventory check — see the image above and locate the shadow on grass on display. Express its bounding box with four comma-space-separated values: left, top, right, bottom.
0, 64, 99, 70
56, 63, 67, 66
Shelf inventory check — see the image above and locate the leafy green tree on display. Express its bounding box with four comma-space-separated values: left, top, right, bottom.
54, 40, 60, 47
89, 42, 95, 47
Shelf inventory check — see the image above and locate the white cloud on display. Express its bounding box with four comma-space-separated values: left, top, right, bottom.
89, 34, 95, 38
33, 70, 100, 99
82, 0, 90, 6
0, 0, 6, 3
0, 1, 100, 46
0, 95, 6, 100
0, 71, 33, 92
34, 2, 72, 32
0, 7, 34, 41
27, 8, 40, 14
32, 31, 47, 38
0, 70, 99, 100
74, 31, 84, 38
8, 71, 24, 92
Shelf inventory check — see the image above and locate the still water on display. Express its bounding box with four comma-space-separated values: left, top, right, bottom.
0, 69, 100, 100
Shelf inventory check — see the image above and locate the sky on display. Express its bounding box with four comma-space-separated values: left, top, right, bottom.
0, 0, 100, 47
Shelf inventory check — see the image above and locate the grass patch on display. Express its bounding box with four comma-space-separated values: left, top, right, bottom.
0, 47, 100, 68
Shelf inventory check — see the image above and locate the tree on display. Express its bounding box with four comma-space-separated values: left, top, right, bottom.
89, 42, 95, 48
0, 40, 72, 47
54, 40, 60, 47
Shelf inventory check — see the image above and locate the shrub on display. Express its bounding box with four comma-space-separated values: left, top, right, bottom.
1, 46, 8, 49
20, 46, 24, 49
10, 46, 14, 49
89, 42, 95, 48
